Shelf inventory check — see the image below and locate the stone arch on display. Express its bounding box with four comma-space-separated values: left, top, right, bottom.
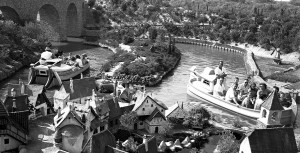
0, 6, 21, 24
37, 4, 60, 38
66, 3, 78, 37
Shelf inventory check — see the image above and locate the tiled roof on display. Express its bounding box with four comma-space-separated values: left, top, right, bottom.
165, 103, 188, 118
137, 136, 158, 153
120, 104, 135, 114
9, 111, 29, 134
246, 128, 297, 153
147, 107, 166, 121
133, 95, 168, 111
261, 91, 284, 110
4, 95, 29, 112
107, 97, 121, 119
82, 129, 116, 153
53, 105, 84, 128
165, 103, 179, 117
62, 77, 96, 100
0, 99, 8, 117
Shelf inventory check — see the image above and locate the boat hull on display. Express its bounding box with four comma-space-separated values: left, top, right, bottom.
28, 63, 90, 88
187, 81, 261, 119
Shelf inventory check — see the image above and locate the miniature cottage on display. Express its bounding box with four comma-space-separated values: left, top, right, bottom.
53, 105, 85, 153
0, 100, 29, 152
165, 102, 188, 119
239, 128, 298, 153
6, 80, 51, 118
257, 91, 285, 128
132, 95, 168, 133
53, 77, 97, 110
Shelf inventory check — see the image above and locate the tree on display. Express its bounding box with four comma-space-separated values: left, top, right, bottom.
230, 30, 240, 42
87, 0, 96, 8
160, 120, 173, 136
244, 32, 257, 45
120, 111, 138, 132
215, 130, 239, 153
149, 28, 158, 42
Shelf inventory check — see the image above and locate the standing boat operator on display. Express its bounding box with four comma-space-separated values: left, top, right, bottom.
39, 47, 54, 65
215, 60, 228, 89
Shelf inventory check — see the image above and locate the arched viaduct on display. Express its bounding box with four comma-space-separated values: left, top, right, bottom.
0, 0, 85, 41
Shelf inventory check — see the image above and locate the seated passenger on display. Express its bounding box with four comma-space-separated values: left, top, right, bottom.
279, 92, 292, 108
39, 47, 53, 65
75, 55, 83, 67
254, 83, 271, 110
213, 78, 226, 99
238, 79, 250, 101
225, 83, 239, 105
241, 83, 257, 109
81, 53, 88, 65
68, 56, 76, 66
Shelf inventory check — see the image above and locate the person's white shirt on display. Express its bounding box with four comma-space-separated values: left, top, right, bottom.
225, 87, 235, 101
76, 58, 83, 67
41, 51, 53, 60
214, 67, 227, 76
213, 81, 226, 98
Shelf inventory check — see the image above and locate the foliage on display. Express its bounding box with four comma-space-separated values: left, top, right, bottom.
183, 106, 211, 128
148, 27, 158, 42
232, 118, 243, 128
216, 130, 240, 153
160, 120, 174, 136
266, 72, 300, 83
120, 111, 138, 131
87, 0, 96, 8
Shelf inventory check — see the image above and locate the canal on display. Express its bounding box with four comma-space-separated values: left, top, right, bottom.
0, 39, 257, 152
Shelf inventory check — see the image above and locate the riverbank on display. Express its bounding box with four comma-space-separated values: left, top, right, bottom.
0, 45, 40, 82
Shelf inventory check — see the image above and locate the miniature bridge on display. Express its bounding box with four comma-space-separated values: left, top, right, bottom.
0, 0, 85, 40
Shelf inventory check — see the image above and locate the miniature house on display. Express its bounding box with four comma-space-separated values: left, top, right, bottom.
0, 99, 29, 152
131, 95, 168, 134
6, 79, 51, 118
165, 102, 188, 119
239, 128, 298, 153
53, 77, 97, 110
257, 91, 284, 128
53, 104, 85, 153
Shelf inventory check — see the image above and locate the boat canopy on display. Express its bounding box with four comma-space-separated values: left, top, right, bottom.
199, 67, 217, 82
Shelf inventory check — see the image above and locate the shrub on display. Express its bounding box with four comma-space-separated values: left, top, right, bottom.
266, 72, 300, 83
216, 130, 240, 153
122, 35, 134, 45
232, 118, 242, 128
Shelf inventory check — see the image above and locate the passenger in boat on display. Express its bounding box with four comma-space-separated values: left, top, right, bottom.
75, 55, 83, 67
254, 83, 271, 110
238, 78, 250, 101
39, 47, 53, 65
225, 83, 240, 105
68, 56, 76, 66
241, 82, 257, 109
213, 77, 226, 99
81, 53, 88, 65
215, 61, 228, 88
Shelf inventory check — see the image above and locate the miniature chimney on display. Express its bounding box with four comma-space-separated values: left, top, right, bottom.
11, 88, 16, 97
91, 89, 95, 103
12, 98, 17, 112
20, 81, 25, 95
57, 107, 61, 117
80, 73, 83, 79
70, 78, 74, 94
143, 135, 148, 152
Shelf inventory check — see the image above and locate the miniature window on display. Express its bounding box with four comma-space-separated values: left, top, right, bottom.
147, 100, 148, 103
100, 126, 105, 131
143, 108, 145, 111
272, 112, 278, 120
4, 138, 9, 144
203, 80, 210, 85
151, 104, 153, 107
140, 122, 143, 125
93, 128, 98, 134
115, 119, 118, 125
110, 121, 113, 127
262, 109, 267, 118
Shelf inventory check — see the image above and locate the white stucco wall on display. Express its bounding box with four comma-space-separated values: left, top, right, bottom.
146, 117, 166, 134
0, 135, 22, 152
62, 131, 84, 153
239, 137, 251, 153
136, 97, 165, 116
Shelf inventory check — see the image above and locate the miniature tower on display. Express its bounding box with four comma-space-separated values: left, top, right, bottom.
257, 91, 284, 129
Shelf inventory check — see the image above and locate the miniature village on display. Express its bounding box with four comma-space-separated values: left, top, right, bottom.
0, 73, 299, 153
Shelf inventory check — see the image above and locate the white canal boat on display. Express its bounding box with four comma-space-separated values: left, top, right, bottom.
28, 58, 90, 88
187, 66, 297, 125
